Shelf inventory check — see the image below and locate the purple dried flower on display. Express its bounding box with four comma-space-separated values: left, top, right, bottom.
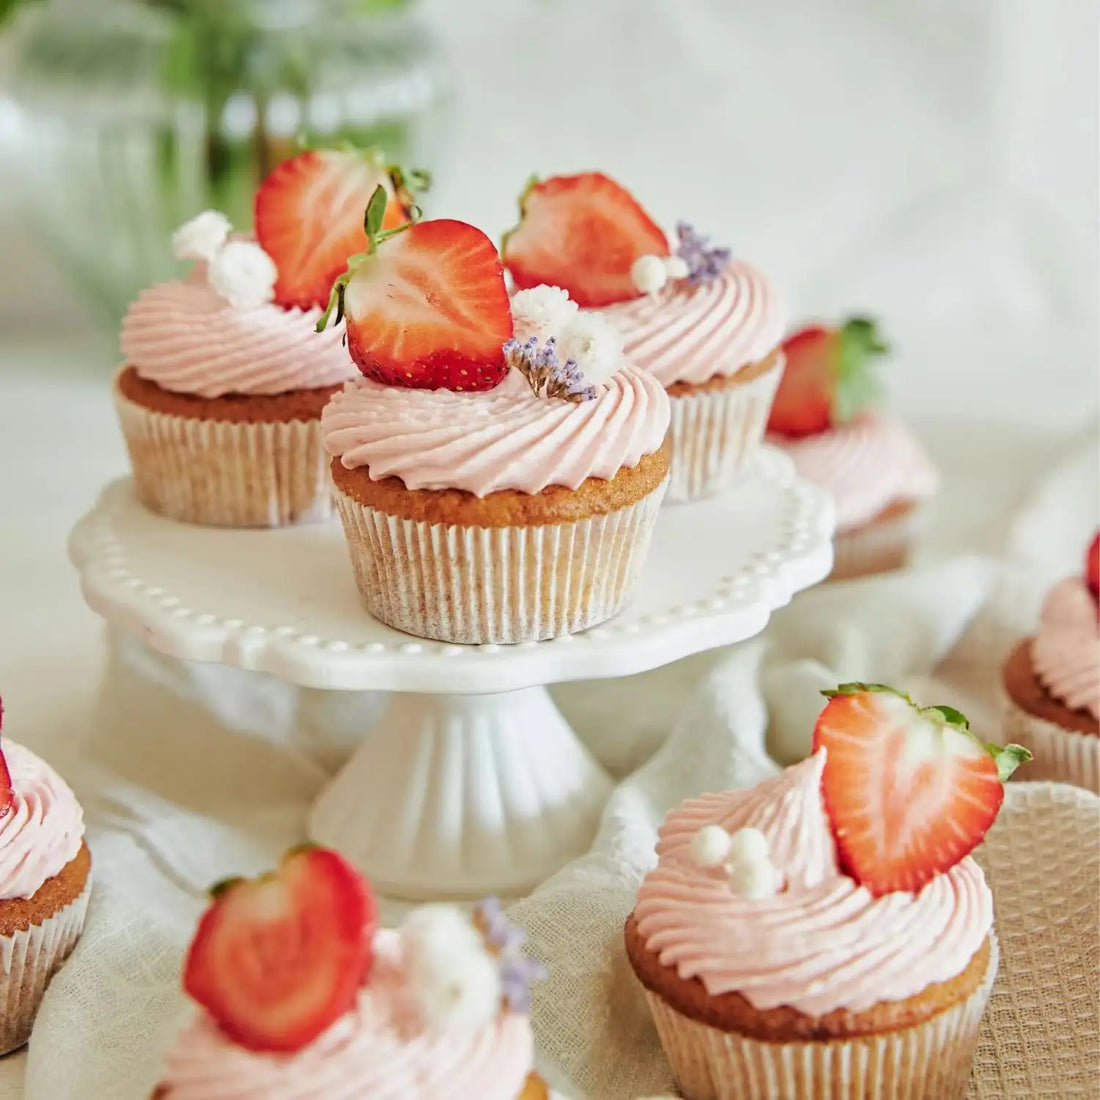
472, 897, 547, 1015
676, 222, 731, 287
500, 955, 549, 1013
503, 334, 598, 402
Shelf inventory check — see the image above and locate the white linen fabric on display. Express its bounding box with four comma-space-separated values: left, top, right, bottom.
19, 433, 1098, 1100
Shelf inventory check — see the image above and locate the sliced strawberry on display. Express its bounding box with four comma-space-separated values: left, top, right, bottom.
183, 847, 376, 1053
321, 201, 513, 391
502, 173, 669, 308
768, 317, 888, 438
0, 700, 12, 816
812, 684, 1030, 896
1087, 531, 1099, 599
255, 149, 422, 311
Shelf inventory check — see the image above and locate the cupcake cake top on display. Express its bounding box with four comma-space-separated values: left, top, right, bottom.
121, 148, 427, 399
766, 317, 938, 528
499, 172, 786, 387
1032, 532, 1100, 719
0, 700, 84, 901
157, 847, 543, 1100
318, 192, 669, 496
634, 684, 1029, 1016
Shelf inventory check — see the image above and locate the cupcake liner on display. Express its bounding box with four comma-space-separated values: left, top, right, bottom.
115, 382, 333, 528
644, 934, 997, 1100
666, 356, 783, 503
332, 477, 668, 644
1002, 690, 1099, 793
831, 503, 925, 581
0, 877, 91, 1055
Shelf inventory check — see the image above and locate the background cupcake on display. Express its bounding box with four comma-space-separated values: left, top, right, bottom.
1002, 532, 1099, 791
502, 172, 786, 502
320, 194, 671, 645
0, 700, 91, 1055
116, 149, 418, 527
626, 684, 1028, 1100
767, 316, 938, 579
152, 847, 547, 1099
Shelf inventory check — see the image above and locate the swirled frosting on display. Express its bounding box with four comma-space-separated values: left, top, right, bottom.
596, 261, 786, 387
121, 274, 356, 398
322, 366, 670, 495
771, 414, 938, 531
0, 741, 85, 901
157, 930, 533, 1100
633, 751, 991, 1017
1032, 578, 1100, 719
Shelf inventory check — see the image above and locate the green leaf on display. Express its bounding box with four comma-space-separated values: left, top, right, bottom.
501, 173, 542, 251
989, 743, 1032, 783
363, 184, 390, 242
925, 705, 970, 730
208, 875, 244, 898
316, 273, 350, 332
821, 682, 907, 700
833, 315, 889, 423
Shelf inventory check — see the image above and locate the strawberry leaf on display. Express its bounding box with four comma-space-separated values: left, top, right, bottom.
833, 316, 889, 423
363, 184, 389, 242
987, 742, 1032, 783
822, 682, 910, 701
924, 704, 970, 730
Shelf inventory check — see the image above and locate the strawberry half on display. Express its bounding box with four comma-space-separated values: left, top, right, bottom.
183, 847, 376, 1053
502, 172, 669, 308
319, 187, 513, 391
255, 148, 427, 311
0, 700, 13, 816
1087, 531, 1099, 600
768, 317, 888, 438
812, 683, 1030, 896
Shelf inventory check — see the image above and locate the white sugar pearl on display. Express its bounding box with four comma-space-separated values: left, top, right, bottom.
727, 827, 770, 865
630, 254, 668, 295
664, 255, 690, 280
729, 859, 780, 900
690, 825, 733, 868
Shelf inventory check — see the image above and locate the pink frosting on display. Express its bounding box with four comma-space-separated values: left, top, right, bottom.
633, 751, 992, 1017
0, 740, 84, 901
595, 261, 786, 387
157, 931, 532, 1100
1032, 578, 1100, 719
120, 276, 357, 398
771, 414, 938, 531
322, 366, 670, 495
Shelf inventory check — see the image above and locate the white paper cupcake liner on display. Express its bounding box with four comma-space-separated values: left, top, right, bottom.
666, 355, 783, 503
332, 477, 668, 644
1002, 690, 1099, 793
0, 876, 91, 1055
115, 380, 333, 528
831, 503, 926, 581
644, 934, 997, 1100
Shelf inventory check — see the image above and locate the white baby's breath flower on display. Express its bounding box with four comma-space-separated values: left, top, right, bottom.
511, 285, 579, 341
557, 311, 624, 387
207, 240, 278, 309
172, 210, 232, 263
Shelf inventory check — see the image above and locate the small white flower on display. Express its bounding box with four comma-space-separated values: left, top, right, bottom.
557, 311, 624, 387
690, 825, 734, 869
727, 827, 770, 866
511, 285, 579, 342
630, 254, 668, 295
207, 240, 278, 309
664, 255, 690, 281
172, 210, 232, 263
728, 859, 782, 900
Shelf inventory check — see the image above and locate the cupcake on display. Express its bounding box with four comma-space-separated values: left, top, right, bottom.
320, 193, 671, 644
0, 700, 91, 1054
766, 317, 938, 579
1002, 532, 1099, 791
501, 173, 786, 502
116, 149, 422, 527
151, 847, 548, 1099
626, 683, 1029, 1100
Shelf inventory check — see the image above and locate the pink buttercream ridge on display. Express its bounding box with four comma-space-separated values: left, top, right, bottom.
1032, 577, 1100, 719
157, 930, 533, 1100
321, 365, 671, 497
770, 413, 938, 531
596, 259, 786, 388
121, 278, 357, 398
0, 740, 84, 902
634, 751, 992, 1017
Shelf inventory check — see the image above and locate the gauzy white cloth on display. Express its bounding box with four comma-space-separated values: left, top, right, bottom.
22, 433, 1099, 1100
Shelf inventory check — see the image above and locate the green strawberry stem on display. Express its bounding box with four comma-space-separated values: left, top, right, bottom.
833, 316, 889, 423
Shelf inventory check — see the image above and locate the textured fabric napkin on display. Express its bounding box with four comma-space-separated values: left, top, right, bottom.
23, 433, 1099, 1100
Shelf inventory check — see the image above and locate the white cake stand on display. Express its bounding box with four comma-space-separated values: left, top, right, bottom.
69, 447, 833, 898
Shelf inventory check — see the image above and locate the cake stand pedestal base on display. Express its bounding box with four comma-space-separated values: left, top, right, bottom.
308, 687, 613, 899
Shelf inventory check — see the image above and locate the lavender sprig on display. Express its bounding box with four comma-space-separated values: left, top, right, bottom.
503, 335, 597, 403
676, 222, 731, 287
500, 955, 549, 1013
473, 896, 548, 1014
